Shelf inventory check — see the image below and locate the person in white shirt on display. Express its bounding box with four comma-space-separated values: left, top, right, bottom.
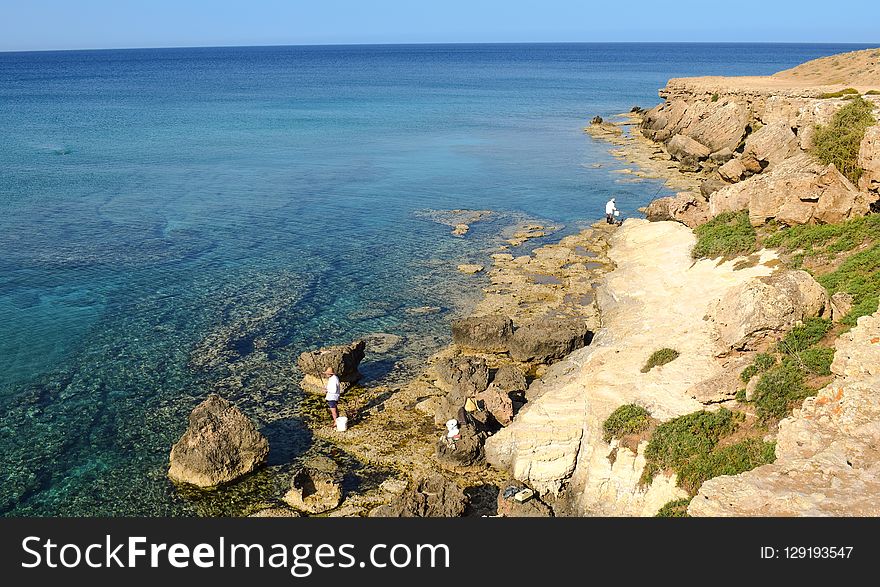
605, 198, 621, 225
323, 366, 342, 423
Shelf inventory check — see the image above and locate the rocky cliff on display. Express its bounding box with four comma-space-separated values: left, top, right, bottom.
689, 309, 880, 516
484, 219, 830, 515
640, 48, 880, 226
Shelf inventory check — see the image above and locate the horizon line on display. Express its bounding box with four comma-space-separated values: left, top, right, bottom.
2, 40, 878, 55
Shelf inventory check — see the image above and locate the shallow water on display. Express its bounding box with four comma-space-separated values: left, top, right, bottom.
0, 42, 871, 515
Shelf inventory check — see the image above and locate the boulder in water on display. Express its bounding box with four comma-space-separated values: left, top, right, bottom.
168, 394, 269, 488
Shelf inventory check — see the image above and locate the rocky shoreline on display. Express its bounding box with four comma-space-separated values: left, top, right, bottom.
167, 48, 880, 517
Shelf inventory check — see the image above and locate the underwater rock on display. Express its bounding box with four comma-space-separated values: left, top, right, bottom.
168, 394, 269, 488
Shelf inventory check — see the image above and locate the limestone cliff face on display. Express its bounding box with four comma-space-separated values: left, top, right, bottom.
640, 48, 880, 226
484, 220, 829, 515
689, 309, 880, 516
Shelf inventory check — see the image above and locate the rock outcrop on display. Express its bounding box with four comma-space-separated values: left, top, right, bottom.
508, 317, 592, 363
643, 191, 711, 228
689, 309, 880, 516
168, 394, 269, 488
639, 49, 880, 226
282, 457, 343, 514
485, 220, 781, 514
451, 315, 514, 353
859, 125, 880, 193
371, 474, 468, 517
435, 423, 486, 471
297, 340, 366, 394
708, 154, 868, 226
707, 270, 831, 352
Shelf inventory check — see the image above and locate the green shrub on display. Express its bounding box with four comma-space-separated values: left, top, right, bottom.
711, 93, 719, 102
642, 408, 741, 484
752, 364, 813, 422
811, 96, 876, 184
764, 215, 880, 252
740, 352, 777, 383
740, 365, 758, 383
677, 439, 776, 494
784, 347, 835, 376
692, 211, 757, 259
603, 404, 651, 442
641, 348, 680, 373
818, 88, 860, 99
656, 498, 692, 517
735, 388, 747, 402
866, 90, 880, 95
777, 317, 832, 354
818, 242, 880, 326
754, 353, 777, 371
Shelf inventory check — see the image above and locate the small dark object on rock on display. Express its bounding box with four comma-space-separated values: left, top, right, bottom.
631, 106, 643, 113
591, 115, 603, 125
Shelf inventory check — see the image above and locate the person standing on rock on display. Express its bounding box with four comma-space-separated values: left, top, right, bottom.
324, 366, 342, 423
605, 198, 621, 225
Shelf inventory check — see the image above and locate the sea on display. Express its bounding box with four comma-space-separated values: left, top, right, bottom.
0, 42, 872, 515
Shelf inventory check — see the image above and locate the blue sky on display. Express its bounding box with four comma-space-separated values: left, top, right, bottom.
1, 0, 878, 51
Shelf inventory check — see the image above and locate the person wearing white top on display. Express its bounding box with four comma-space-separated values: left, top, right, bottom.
605, 198, 620, 225
324, 366, 341, 422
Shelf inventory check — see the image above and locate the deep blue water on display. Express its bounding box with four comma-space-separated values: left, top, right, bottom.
0, 42, 872, 515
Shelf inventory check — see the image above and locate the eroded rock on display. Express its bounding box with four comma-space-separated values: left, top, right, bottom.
372, 474, 468, 517
508, 317, 592, 363
297, 340, 366, 393
707, 270, 830, 352
282, 457, 343, 514
168, 394, 269, 488
451, 315, 514, 353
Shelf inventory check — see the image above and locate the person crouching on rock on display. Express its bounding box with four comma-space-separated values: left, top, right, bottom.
605, 198, 621, 225
324, 366, 342, 423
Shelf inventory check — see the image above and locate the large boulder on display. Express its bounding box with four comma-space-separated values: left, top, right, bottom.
858, 125, 880, 193
435, 355, 490, 395
371, 474, 468, 517
491, 364, 528, 393
742, 121, 800, 170
451, 315, 514, 353
707, 270, 831, 352
435, 423, 485, 471
717, 157, 746, 183
282, 456, 343, 514
666, 133, 711, 164
168, 394, 269, 488
709, 154, 867, 225
644, 192, 711, 228
476, 383, 516, 426
297, 340, 366, 394
508, 317, 592, 363
683, 100, 751, 154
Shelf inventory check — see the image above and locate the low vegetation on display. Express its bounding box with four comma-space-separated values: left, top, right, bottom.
737, 318, 834, 421
692, 210, 757, 259
641, 408, 741, 486
655, 498, 692, 517
764, 215, 880, 326
817, 88, 860, 99
676, 438, 776, 495
641, 348, 680, 373
811, 95, 875, 184
866, 90, 880, 96
602, 404, 651, 442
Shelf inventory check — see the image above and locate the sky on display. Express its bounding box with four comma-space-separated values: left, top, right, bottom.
1, 0, 878, 52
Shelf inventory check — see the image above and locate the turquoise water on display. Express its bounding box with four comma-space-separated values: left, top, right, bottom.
0, 43, 871, 515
